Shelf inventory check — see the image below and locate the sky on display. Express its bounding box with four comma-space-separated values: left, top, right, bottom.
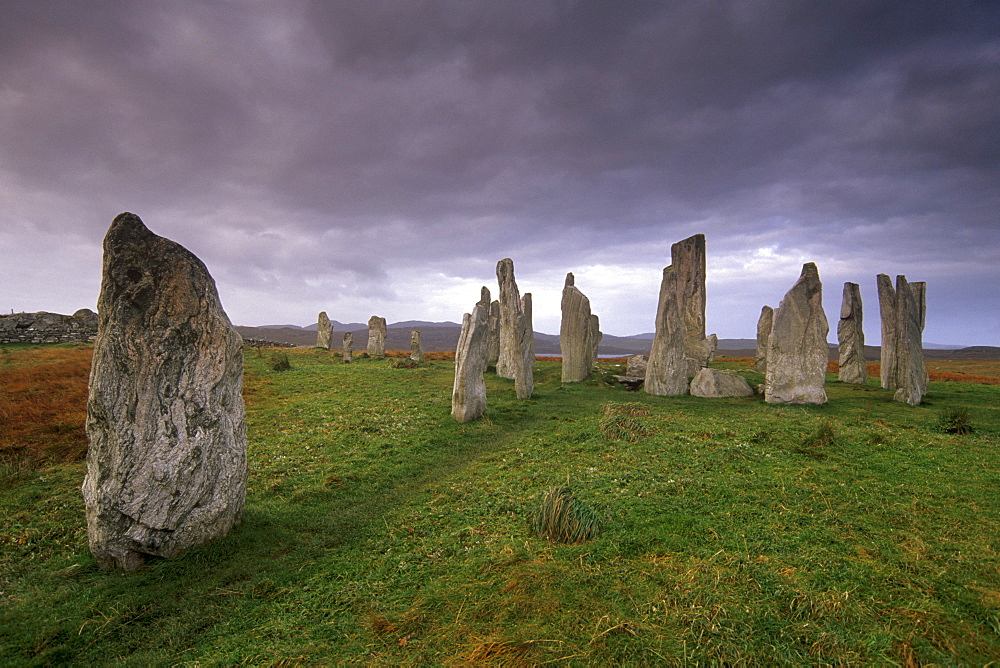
1, 1, 998, 345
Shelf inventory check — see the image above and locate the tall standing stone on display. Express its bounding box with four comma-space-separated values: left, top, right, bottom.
645, 265, 689, 396
495, 258, 533, 399
486, 300, 501, 366
876, 274, 898, 389
452, 287, 492, 422
410, 331, 423, 362
755, 306, 774, 373
316, 311, 333, 350
837, 282, 867, 384
671, 233, 718, 371
82, 213, 246, 571
893, 276, 927, 405
764, 263, 829, 404
343, 331, 353, 363
589, 314, 602, 368
367, 315, 387, 357
560, 272, 601, 382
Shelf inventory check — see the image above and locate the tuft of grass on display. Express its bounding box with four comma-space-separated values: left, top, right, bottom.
599, 402, 652, 442
794, 420, 837, 459
393, 358, 420, 369
267, 351, 292, 372
532, 484, 602, 544
938, 407, 974, 434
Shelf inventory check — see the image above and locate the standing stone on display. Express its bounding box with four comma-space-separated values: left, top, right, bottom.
452, 287, 491, 422
764, 263, 829, 404
486, 300, 501, 366
837, 282, 867, 384
560, 272, 601, 382
690, 368, 754, 398
755, 306, 774, 373
367, 316, 387, 357
410, 330, 423, 362
672, 234, 717, 370
343, 331, 353, 363
625, 354, 648, 378
82, 212, 246, 571
893, 276, 927, 405
589, 314, 602, 368
645, 265, 689, 396
495, 259, 534, 399
316, 311, 333, 350
876, 274, 898, 390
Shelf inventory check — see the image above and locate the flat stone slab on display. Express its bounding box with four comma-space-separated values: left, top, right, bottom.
690, 368, 754, 397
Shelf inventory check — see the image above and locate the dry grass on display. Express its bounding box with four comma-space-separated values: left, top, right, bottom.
0, 345, 92, 469
826, 360, 1000, 385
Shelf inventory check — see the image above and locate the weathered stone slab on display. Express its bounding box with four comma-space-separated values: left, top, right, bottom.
316, 311, 333, 350
487, 300, 500, 366
755, 306, 773, 373
690, 368, 754, 397
893, 276, 927, 405
837, 282, 867, 384
410, 330, 423, 362
82, 212, 247, 571
645, 265, 689, 396
589, 314, 602, 368
343, 331, 353, 363
876, 273, 897, 389
560, 272, 600, 382
367, 316, 387, 357
452, 287, 491, 422
764, 263, 829, 404
495, 258, 533, 399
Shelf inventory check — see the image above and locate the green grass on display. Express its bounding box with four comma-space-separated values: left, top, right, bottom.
2, 347, 999, 664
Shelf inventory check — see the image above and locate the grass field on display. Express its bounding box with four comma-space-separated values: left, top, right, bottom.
2, 343, 999, 664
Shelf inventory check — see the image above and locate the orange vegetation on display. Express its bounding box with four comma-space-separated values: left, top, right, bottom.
0, 345, 92, 466
827, 360, 1000, 385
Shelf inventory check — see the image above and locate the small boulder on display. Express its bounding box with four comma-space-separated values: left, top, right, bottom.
690, 368, 754, 398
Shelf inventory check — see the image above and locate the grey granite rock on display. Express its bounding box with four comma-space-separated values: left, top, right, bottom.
367, 315, 387, 357
495, 258, 533, 398
837, 282, 867, 384
764, 263, 829, 404
316, 311, 333, 350
452, 287, 491, 422
690, 368, 754, 397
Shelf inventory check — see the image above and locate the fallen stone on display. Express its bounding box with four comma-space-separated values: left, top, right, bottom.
837, 282, 867, 384
82, 212, 246, 571
690, 368, 754, 397
612, 375, 645, 391
764, 262, 829, 404
626, 354, 648, 378
452, 287, 491, 422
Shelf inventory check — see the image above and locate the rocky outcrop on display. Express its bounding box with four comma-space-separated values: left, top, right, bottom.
82, 213, 246, 571
410, 331, 423, 362
0, 309, 99, 344
690, 368, 754, 397
755, 306, 773, 373
343, 331, 353, 363
764, 263, 829, 404
645, 265, 689, 396
367, 316, 387, 357
452, 287, 491, 422
495, 259, 533, 399
560, 272, 600, 382
316, 311, 333, 350
837, 282, 866, 384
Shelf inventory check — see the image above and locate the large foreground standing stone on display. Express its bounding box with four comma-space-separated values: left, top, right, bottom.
82, 213, 247, 571
495, 258, 534, 399
316, 311, 333, 350
560, 272, 601, 382
755, 306, 773, 373
837, 282, 867, 384
646, 265, 689, 396
452, 287, 491, 422
764, 263, 829, 404
690, 368, 754, 398
367, 316, 387, 356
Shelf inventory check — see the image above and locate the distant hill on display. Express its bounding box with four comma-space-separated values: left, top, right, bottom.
235, 324, 1000, 360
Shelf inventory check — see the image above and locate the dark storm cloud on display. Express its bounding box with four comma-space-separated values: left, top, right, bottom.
1, 0, 997, 342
